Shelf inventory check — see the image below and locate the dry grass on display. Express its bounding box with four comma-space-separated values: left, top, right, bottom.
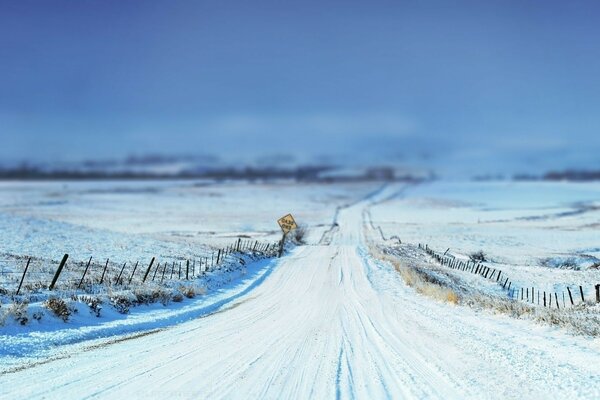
292, 224, 308, 244
44, 297, 72, 321
172, 293, 184, 302
373, 245, 460, 305
370, 240, 600, 337
0, 301, 29, 326
79, 295, 103, 317
396, 262, 460, 304
179, 285, 206, 299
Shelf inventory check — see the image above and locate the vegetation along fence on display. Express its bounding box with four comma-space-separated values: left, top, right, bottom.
0, 238, 279, 298
419, 244, 600, 309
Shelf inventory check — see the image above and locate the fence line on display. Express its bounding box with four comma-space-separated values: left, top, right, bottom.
0, 238, 278, 297
419, 243, 599, 309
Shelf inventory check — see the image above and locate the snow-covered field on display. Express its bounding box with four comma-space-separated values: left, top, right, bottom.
2, 180, 600, 399
372, 181, 600, 301
0, 180, 376, 364
0, 180, 376, 263
0, 180, 376, 292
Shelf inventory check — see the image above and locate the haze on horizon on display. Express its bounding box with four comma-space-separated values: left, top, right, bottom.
1, 0, 599, 175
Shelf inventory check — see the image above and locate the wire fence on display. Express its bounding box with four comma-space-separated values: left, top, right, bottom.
420, 244, 600, 309
0, 238, 279, 298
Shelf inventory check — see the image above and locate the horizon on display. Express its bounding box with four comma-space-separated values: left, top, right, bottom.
2, 1, 600, 175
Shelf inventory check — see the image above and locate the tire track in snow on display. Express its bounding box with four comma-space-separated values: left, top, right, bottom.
2, 183, 600, 399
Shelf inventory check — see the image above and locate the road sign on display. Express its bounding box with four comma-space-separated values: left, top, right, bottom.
277, 213, 298, 234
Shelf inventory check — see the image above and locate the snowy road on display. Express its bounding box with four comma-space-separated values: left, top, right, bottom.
2, 190, 600, 399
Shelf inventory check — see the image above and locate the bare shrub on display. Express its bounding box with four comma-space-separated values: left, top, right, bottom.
133, 288, 155, 305
540, 257, 579, 270
0, 301, 29, 326
80, 295, 103, 317
172, 293, 184, 303
469, 250, 487, 263
44, 297, 71, 321
158, 289, 172, 306
10, 301, 29, 325
292, 224, 308, 244
109, 293, 133, 314
179, 285, 197, 299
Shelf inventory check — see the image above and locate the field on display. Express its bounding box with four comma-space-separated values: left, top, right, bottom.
1, 179, 600, 398
371, 181, 600, 301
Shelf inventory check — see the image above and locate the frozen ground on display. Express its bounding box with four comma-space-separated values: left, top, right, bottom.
0, 180, 376, 262
1, 183, 600, 399
1, 180, 600, 399
0, 180, 376, 292
371, 181, 600, 300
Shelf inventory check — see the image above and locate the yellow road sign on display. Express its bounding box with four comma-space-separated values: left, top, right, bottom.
277, 213, 298, 234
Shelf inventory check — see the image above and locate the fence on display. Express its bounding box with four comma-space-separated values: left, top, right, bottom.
0, 238, 279, 298
420, 244, 600, 309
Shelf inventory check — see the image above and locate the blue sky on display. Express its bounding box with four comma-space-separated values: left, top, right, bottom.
1, 0, 599, 172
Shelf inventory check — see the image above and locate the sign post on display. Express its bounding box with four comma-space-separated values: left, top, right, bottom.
277, 213, 298, 258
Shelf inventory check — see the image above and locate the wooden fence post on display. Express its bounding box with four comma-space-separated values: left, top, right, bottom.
596, 284, 600, 303
152, 262, 161, 281
16, 257, 31, 295
186, 260, 189, 280
116, 262, 127, 285
543, 291, 546, 307
128, 261, 139, 284
555, 293, 559, 309
567, 287, 574, 305
100, 259, 109, 285
49, 254, 69, 290
142, 257, 156, 283
579, 286, 585, 302
78, 256, 93, 289
161, 263, 167, 282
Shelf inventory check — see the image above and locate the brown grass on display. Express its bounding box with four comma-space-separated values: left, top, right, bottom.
369, 240, 600, 337
373, 245, 460, 305
44, 297, 72, 321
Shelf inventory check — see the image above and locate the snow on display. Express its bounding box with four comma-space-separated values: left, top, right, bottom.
0, 255, 276, 371
371, 181, 600, 299
0, 180, 377, 289
1, 181, 600, 398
